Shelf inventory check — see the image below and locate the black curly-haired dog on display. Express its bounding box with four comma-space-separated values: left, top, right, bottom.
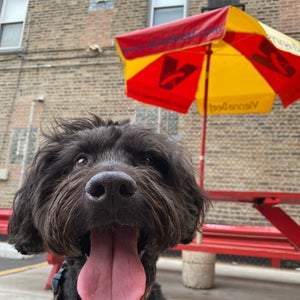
9, 115, 207, 300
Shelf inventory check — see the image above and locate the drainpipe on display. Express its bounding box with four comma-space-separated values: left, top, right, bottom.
18, 97, 45, 189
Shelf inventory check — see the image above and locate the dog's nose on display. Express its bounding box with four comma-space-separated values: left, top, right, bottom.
85, 171, 137, 209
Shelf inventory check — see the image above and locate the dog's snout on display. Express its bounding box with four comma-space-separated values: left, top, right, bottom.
85, 171, 137, 208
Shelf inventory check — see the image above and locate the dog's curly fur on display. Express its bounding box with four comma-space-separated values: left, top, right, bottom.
9, 115, 208, 299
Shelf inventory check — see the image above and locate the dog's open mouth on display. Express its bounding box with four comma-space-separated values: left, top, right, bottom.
77, 226, 147, 300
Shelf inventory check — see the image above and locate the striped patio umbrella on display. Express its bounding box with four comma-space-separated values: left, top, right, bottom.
115, 6, 300, 186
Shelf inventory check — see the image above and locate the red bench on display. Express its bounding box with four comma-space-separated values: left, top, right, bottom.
0, 209, 12, 235
174, 223, 300, 267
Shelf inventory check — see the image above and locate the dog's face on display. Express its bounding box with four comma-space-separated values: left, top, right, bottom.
9, 115, 207, 299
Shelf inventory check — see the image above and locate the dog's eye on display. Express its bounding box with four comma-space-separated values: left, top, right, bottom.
140, 155, 153, 166
139, 153, 169, 177
74, 156, 89, 168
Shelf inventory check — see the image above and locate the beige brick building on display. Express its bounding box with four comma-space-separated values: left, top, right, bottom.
0, 0, 299, 226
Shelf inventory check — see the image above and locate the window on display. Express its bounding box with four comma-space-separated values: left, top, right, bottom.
9, 128, 37, 165
136, 107, 180, 140
0, 0, 28, 49
202, 0, 245, 12
208, 0, 241, 8
148, 0, 187, 27
89, 0, 114, 11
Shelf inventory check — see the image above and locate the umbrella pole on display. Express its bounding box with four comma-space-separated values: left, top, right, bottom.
196, 44, 212, 245
199, 44, 212, 189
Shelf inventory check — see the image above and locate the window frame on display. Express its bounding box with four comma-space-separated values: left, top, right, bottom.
148, 0, 188, 27
0, 0, 29, 52
135, 106, 180, 141
89, 0, 114, 11
9, 127, 38, 165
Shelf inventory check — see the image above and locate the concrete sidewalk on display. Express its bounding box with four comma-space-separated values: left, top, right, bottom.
0, 257, 299, 299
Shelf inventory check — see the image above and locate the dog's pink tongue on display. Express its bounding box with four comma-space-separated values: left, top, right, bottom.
77, 227, 146, 300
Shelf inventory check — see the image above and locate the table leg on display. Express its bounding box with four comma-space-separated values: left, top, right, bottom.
254, 200, 300, 250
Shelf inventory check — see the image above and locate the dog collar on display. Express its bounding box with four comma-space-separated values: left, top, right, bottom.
51, 262, 66, 296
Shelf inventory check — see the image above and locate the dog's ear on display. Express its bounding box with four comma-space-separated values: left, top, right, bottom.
8, 170, 45, 255
180, 232, 196, 244
180, 178, 208, 245
170, 149, 209, 245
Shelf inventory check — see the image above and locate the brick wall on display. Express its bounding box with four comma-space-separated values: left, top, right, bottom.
0, 0, 299, 227
280, 0, 300, 37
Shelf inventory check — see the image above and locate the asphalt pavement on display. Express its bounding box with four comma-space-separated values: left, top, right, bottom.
0, 254, 300, 299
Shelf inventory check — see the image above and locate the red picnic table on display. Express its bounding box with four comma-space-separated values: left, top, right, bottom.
207, 190, 300, 250
175, 191, 300, 267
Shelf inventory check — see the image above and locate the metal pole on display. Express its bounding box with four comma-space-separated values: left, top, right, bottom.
197, 44, 213, 244
18, 100, 36, 189
157, 107, 162, 133
199, 44, 212, 188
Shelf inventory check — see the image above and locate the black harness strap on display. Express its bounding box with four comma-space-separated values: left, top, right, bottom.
51, 262, 66, 299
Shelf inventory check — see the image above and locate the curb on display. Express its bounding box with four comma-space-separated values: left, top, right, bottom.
157, 257, 300, 285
